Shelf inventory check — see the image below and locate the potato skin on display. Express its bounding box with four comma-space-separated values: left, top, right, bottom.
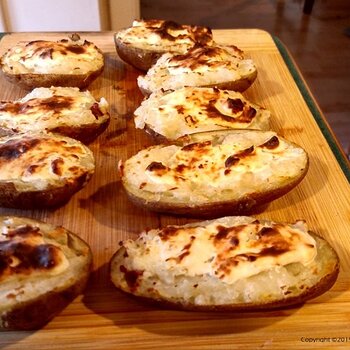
116, 263, 339, 312
0, 172, 92, 209
138, 69, 257, 96
123, 162, 308, 218
50, 118, 110, 144
0, 268, 90, 330
1, 66, 104, 90
115, 37, 163, 71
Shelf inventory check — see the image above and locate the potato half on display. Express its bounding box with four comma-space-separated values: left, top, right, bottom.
137, 45, 257, 95
0, 37, 104, 89
0, 87, 110, 144
120, 130, 308, 217
0, 216, 92, 330
111, 216, 339, 311
0, 132, 95, 209
134, 87, 270, 141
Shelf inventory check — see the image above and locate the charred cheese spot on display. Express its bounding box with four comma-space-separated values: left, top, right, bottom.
90, 102, 104, 118
51, 158, 64, 176
227, 98, 244, 113
169, 46, 228, 70
225, 146, 255, 168
181, 141, 211, 152
158, 226, 181, 241
0, 239, 63, 278
0, 96, 74, 115
0, 138, 41, 161
224, 155, 239, 168
39, 48, 53, 59
146, 161, 167, 172
260, 136, 280, 149
6, 225, 41, 238
119, 265, 143, 292
64, 45, 86, 55
166, 235, 196, 263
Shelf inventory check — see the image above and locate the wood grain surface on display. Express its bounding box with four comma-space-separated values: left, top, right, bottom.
0, 30, 349, 350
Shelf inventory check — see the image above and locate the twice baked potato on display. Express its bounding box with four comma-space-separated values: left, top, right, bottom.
137, 45, 257, 95
119, 130, 308, 217
110, 216, 339, 311
115, 19, 213, 71
0, 132, 95, 209
0, 216, 92, 330
134, 87, 270, 142
0, 36, 104, 89
0, 87, 110, 144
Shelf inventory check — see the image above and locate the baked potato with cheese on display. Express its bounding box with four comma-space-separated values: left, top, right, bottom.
0, 216, 92, 330
110, 216, 339, 311
0, 35, 104, 89
119, 130, 308, 217
137, 45, 257, 95
115, 19, 213, 71
0, 132, 95, 209
134, 87, 270, 142
0, 87, 110, 144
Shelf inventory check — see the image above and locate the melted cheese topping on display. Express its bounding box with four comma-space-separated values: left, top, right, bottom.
0, 221, 69, 282
1, 38, 104, 75
0, 87, 109, 133
134, 87, 270, 139
137, 45, 256, 93
0, 133, 95, 191
123, 131, 307, 203
116, 19, 213, 52
121, 217, 316, 285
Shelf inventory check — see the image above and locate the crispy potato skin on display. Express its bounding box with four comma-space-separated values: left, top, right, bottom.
1, 66, 104, 90
50, 117, 110, 144
123, 163, 308, 218
110, 232, 339, 312
0, 172, 92, 209
115, 37, 164, 71
0, 269, 90, 330
138, 70, 257, 96
0, 222, 92, 330
0, 116, 110, 145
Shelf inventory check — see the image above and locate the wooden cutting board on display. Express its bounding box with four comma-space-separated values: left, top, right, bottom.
0, 30, 349, 350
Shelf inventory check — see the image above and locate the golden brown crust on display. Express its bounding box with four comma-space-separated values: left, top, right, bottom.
115, 37, 163, 71
0, 172, 91, 209
1, 66, 104, 90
